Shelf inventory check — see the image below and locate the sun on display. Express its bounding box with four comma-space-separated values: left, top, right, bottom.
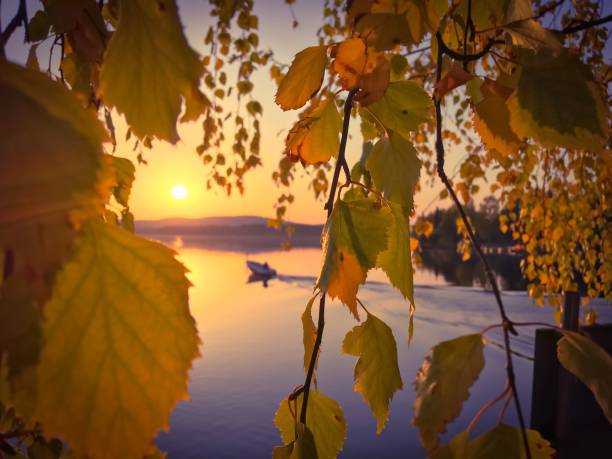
171, 184, 189, 200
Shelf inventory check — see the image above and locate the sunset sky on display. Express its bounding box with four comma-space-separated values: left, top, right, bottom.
3, 0, 463, 225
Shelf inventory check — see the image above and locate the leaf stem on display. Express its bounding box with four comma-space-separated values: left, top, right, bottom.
433, 34, 532, 459
467, 383, 511, 434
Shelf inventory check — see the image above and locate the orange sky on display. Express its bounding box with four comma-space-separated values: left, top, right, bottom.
4, 1, 461, 225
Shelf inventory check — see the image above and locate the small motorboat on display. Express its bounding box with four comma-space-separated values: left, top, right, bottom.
246, 260, 277, 277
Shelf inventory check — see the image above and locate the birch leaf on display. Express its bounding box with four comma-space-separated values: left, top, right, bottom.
285, 97, 342, 164
366, 132, 421, 210
377, 203, 415, 304
557, 330, 612, 422
317, 198, 391, 318
275, 390, 347, 459
33, 221, 199, 459
508, 50, 608, 151
0, 61, 113, 375
109, 156, 135, 207
472, 90, 521, 156
367, 81, 431, 138
342, 311, 403, 433
413, 334, 485, 452
100, 0, 205, 142
302, 293, 319, 380
275, 46, 328, 110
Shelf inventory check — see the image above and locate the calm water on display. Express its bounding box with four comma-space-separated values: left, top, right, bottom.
153, 245, 610, 458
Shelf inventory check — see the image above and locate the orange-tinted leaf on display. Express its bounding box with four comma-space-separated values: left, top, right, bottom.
435, 61, 473, 98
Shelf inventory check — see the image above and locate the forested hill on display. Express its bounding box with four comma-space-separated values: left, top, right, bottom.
136, 216, 323, 251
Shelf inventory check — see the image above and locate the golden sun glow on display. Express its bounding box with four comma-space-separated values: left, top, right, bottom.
171, 184, 189, 200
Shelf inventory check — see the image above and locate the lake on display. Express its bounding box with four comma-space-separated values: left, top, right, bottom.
152, 242, 610, 458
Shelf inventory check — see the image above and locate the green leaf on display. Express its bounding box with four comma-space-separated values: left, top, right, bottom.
413, 334, 485, 452
342, 311, 403, 433
302, 293, 319, 381
275, 46, 328, 110
32, 221, 199, 459
273, 423, 319, 459
99, 0, 205, 142
285, 97, 342, 164
366, 132, 420, 210
275, 390, 346, 459
508, 50, 608, 151
317, 198, 391, 318
557, 330, 612, 422
376, 203, 415, 304
366, 81, 431, 138
109, 156, 135, 207
0, 61, 113, 375
354, 13, 412, 51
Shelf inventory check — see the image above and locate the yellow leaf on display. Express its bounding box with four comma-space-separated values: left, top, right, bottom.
332, 38, 378, 90
503, 19, 562, 51
376, 203, 415, 304
32, 221, 199, 459
108, 155, 135, 207
435, 61, 473, 98
413, 334, 485, 452
302, 293, 319, 380
273, 422, 319, 459
317, 198, 391, 318
0, 61, 113, 375
342, 311, 403, 433
472, 87, 521, 156
557, 331, 612, 422
285, 97, 342, 164
326, 251, 367, 317
274, 390, 347, 459
275, 45, 328, 110
99, 0, 205, 142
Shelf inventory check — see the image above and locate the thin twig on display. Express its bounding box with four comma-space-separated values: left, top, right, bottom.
561, 13, 612, 33
462, 0, 474, 70
534, 0, 566, 20
498, 391, 513, 423
0, 0, 28, 56
433, 34, 532, 459
436, 32, 503, 63
467, 384, 511, 434
301, 89, 357, 424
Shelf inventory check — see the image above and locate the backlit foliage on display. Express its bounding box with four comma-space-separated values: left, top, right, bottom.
0, 0, 610, 458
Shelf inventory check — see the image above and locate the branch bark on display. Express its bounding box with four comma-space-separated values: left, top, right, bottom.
301, 89, 356, 424
433, 34, 532, 459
